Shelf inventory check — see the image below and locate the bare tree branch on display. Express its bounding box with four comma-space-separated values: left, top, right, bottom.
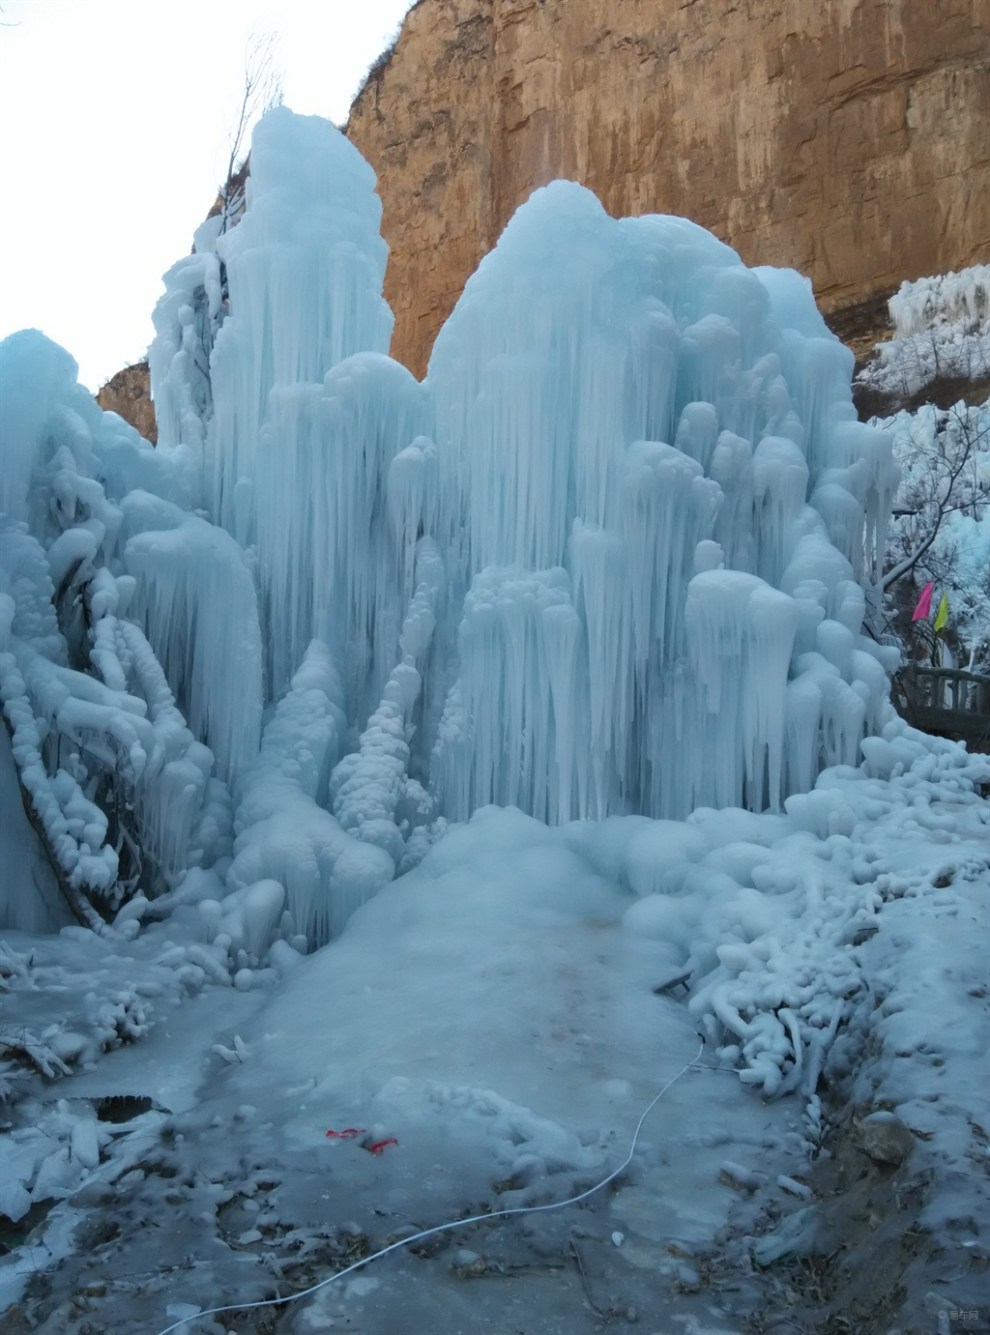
883, 403, 988, 592
219, 31, 284, 235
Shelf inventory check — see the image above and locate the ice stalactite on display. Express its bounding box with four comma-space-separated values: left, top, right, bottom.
101, 617, 230, 884
888, 264, 990, 338
1, 542, 226, 913
147, 215, 226, 470
436, 566, 585, 825
0, 633, 120, 903
0, 339, 75, 527
684, 573, 799, 812
428, 189, 723, 577
253, 353, 429, 706
817, 419, 900, 588
751, 436, 809, 587
0, 355, 236, 922
150, 111, 900, 839
123, 504, 263, 784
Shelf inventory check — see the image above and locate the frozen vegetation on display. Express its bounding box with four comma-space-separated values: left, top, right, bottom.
878, 400, 989, 668
0, 109, 988, 1331
859, 266, 990, 672
858, 263, 990, 401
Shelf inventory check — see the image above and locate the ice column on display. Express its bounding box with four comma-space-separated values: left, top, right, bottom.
205, 109, 394, 541
427, 182, 897, 820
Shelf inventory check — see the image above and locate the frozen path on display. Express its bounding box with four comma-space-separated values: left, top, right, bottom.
2, 746, 988, 1333
3, 809, 804, 1333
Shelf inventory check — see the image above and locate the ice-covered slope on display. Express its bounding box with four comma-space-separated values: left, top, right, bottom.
0, 739, 986, 1331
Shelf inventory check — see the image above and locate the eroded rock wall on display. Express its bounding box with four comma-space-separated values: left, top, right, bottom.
346, 0, 989, 377
96, 362, 157, 443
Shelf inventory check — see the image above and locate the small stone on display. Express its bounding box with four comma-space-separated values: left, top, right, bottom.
611, 1230, 625, 1247
675, 1263, 701, 1292
451, 1248, 487, 1277
858, 1111, 914, 1166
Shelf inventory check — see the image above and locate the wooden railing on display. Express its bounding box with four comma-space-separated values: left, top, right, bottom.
893, 666, 990, 747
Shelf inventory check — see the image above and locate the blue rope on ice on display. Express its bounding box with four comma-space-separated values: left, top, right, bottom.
155, 1038, 705, 1334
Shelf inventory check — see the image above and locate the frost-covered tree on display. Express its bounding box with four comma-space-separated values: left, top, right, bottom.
884, 405, 988, 582
861, 268, 990, 672
0, 336, 233, 932
858, 265, 990, 407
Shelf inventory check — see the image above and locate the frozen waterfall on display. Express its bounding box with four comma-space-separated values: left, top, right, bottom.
151, 108, 897, 825
2, 107, 901, 944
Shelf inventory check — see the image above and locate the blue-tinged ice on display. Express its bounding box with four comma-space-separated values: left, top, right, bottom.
426, 180, 896, 819
3, 107, 904, 946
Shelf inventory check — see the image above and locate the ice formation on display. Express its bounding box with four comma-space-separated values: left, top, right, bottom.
888, 264, 990, 340
2, 107, 903, 946
424, 188, 897, 822
859, 263, 990, 399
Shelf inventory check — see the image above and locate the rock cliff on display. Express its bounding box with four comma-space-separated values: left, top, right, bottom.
346, 0, 989, 377
100, 0, 988, 433
96, 361, 157, 443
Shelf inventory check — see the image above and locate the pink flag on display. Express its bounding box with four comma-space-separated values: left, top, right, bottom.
911, 581, 934, 621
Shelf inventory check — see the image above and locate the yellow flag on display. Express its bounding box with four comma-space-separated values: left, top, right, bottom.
934, 592, 949, 632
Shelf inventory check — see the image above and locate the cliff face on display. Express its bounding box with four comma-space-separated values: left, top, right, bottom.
101, 0, 987, 437
96, 362, 157, 443
346, 0, 989, 378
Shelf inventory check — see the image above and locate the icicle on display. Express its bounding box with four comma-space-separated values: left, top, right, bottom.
684, 571, 799, 814
123, 509, 263, 783
253, 354, 429, 703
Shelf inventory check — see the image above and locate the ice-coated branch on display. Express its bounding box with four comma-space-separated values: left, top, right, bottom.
217, 31, 282, 236
883, 404, 988, 592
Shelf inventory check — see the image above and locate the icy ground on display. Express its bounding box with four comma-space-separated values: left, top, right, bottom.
1, 734, 987, 1334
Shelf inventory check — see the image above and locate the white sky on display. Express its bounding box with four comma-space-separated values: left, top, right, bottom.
0, 0, 413, 390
